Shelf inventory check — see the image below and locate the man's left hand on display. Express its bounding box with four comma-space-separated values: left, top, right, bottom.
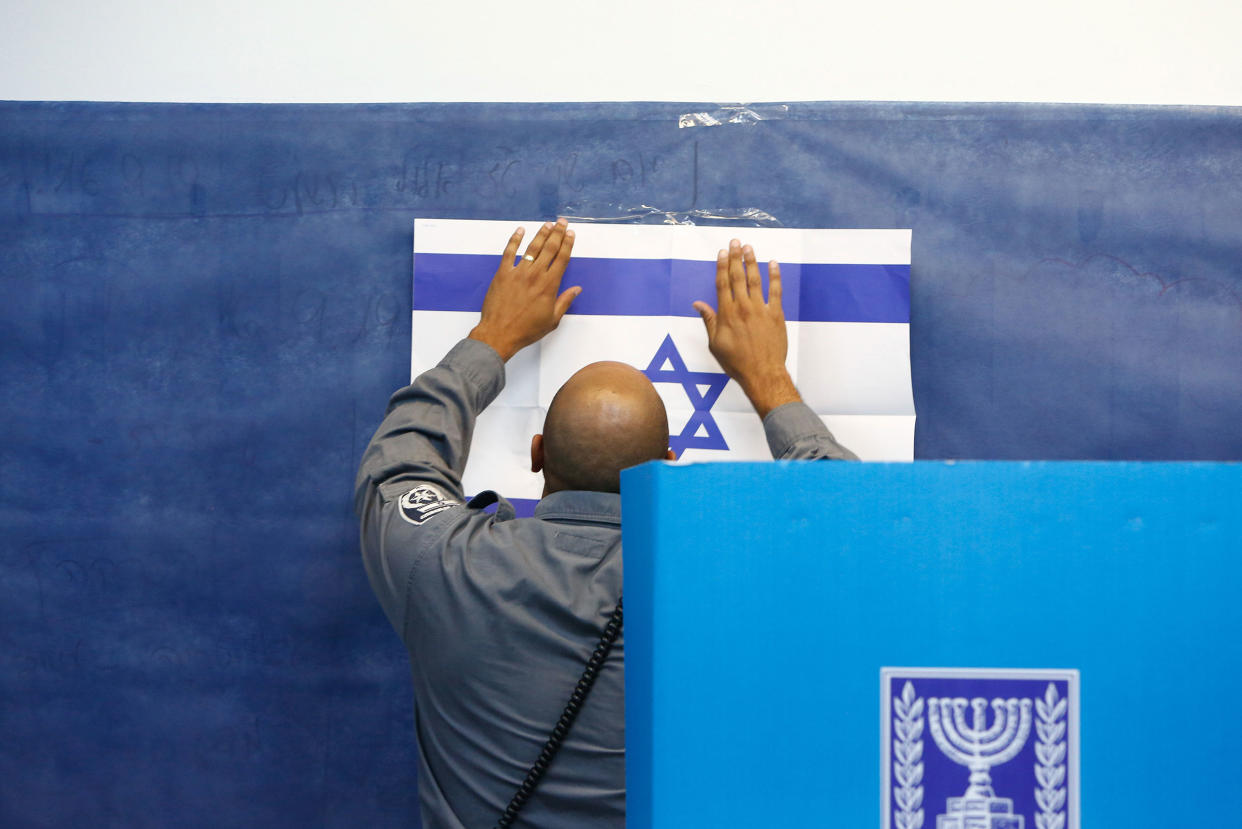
468, 218, 580, 361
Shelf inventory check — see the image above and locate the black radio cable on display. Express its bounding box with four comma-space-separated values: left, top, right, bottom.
495, 598, 624, 828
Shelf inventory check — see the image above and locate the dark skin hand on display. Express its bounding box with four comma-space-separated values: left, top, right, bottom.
693, 239, 802, 418
468, 223, 797, 419
468, 218, 580, 361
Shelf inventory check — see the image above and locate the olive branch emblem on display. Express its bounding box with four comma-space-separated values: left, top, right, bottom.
892, 681, 925, 829
1034, 682, 1068, 829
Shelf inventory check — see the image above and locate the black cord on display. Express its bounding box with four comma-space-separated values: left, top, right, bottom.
495, 598, 624, 829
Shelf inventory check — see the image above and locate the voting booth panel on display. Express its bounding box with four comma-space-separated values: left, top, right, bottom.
621, 460, 1242, 828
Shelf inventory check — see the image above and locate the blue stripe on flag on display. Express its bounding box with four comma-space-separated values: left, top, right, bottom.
473, 496, 539, 518
414, 253, 909, 323
511, 498, 538, 518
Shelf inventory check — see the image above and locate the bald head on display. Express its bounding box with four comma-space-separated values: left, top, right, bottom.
537, 362, 670, 494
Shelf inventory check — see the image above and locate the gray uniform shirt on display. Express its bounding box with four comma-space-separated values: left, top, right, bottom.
355, 337, 856, 829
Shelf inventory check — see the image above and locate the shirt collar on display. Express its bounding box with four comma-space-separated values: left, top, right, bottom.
533, 490, 621, 525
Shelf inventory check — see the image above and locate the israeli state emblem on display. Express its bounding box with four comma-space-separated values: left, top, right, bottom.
881, 668, 1079, 829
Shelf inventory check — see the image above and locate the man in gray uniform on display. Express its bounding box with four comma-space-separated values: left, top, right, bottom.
355, 218, 856, 828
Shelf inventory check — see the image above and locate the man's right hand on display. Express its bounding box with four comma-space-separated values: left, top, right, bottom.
693, 239, 801, 419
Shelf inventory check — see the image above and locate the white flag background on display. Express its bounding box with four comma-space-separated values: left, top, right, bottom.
413, 219, 914, 507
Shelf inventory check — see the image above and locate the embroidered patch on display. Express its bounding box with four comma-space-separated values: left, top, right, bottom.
398, 484, 461, 525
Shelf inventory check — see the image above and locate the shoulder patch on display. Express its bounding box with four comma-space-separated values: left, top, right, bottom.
397, 484, 462, 526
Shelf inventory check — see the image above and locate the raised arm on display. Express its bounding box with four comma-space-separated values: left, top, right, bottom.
354, 219, 579, 515
693, 239, 857, 461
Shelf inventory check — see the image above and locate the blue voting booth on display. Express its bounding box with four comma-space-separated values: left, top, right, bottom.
621, 460, 1242, 828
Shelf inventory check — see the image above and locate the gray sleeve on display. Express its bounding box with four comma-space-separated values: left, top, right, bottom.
762, 401, 859, 461
354, 337, 505, 509
353, 337, 505, 630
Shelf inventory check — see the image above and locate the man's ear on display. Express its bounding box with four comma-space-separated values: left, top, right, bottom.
531, 433, 545, 473
665, 448, 677, 461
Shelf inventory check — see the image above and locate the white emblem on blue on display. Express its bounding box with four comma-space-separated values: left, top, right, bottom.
398, 484, 461, 525
881, 667, 1080, 829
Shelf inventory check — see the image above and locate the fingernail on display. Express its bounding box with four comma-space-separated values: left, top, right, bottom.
544, 221, 553, 229
743, 245, 753, 255
730, 239, 740, 247
516, 227, 525, 235
718, 249, 727, 258
566, 229, 575, 238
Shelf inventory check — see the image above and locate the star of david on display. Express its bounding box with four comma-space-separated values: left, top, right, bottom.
642, 334, 730, 456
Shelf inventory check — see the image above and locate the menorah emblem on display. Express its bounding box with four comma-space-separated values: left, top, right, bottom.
927, 696, 1034, 829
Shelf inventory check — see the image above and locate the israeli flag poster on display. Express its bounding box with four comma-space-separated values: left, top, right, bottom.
412, 219, 915, 506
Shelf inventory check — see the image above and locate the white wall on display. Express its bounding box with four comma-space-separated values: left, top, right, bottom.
2, 0, 1240, 105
